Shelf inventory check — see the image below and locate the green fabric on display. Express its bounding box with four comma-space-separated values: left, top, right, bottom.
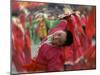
45, 18, 60, 29
24, 19, 41, 44
30, 20, 41, 44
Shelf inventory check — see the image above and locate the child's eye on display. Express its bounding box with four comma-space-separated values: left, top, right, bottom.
58, 33, 61, 36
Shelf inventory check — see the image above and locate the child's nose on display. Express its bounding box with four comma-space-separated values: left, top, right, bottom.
54, 35, 59, 39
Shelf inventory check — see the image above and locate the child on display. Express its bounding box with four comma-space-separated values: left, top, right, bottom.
23, 27, 73, 72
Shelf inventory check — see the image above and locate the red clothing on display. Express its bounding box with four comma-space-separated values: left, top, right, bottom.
12, 23, 25, 52
86, 7, 96, 39
36, 43, 65, 72
19, 13, 26, 27
56, 14, 84, 70
81, 15, 87, 26
49, 20, 67, 35
64, 44, 84, 70
24, 29, 32, 64
64, 45, 74, 61
84, 45, 96, 69
22, 59, 46, 72
12, 23, 25, 72
12, 22, 33, 72
22, 43, 65, 72
64, 14, 83, 58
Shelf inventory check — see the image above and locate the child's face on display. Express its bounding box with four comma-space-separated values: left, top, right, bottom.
51, 31, 67, 46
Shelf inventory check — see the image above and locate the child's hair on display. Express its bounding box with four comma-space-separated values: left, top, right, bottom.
63, 30, 73, 46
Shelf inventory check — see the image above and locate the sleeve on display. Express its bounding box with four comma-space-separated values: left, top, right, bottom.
47, 55, 64, 72
48, 20, 67, 35
55, 20, 67, 30
36, 44, 47, 64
